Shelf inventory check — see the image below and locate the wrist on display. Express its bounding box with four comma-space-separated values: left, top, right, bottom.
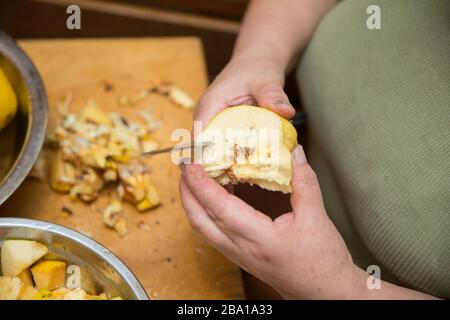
230, 48, 288, 77
232, 41, 291, 73
275, 262, 365, 300
224, 54, 286, 85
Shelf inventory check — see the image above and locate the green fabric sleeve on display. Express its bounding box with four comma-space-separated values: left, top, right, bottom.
297, 0, 450, 298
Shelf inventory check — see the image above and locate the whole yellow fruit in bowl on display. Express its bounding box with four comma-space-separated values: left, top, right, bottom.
0, 68, 17, 130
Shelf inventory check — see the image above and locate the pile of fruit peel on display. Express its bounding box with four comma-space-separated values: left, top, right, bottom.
43, 83, 194, 237
46, 99, 161, 236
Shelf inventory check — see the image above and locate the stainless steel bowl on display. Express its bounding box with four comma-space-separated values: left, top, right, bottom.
0, 31, 47, 206
0, 218, 148, 300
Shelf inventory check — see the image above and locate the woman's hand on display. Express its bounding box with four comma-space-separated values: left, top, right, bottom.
179, 145, 359, 299
179, 145, 436, 299
194, 56, 295, 126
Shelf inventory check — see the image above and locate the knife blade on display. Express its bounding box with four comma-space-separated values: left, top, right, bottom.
142, 141, 212, 156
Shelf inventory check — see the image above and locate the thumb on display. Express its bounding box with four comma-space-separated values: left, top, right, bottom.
290, 145, 325, 213
253, 82, 295, 119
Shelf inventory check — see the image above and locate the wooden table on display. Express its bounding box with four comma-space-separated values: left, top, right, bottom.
0, 38, 244, 300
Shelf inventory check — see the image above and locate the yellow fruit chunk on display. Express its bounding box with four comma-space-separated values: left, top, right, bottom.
136, 183, 160, 212
60, 288, 87, 300
80, 100, 112, 126
0, 68, 18, 130
111, 154, 131, 163
51, 287, 70, 299
86, 293, 107, 300
49, 150, 76, 193
1, 240, 48, 276
0, 276, 23, 300
17, 268, 33, 286
140, 135, 159, 153
31, 260, 67, 290
18, 285, 38, 300
33, 289, 53, 300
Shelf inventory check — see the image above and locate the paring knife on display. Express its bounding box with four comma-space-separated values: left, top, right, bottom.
143, 111, 306, 156
142, 141, 212, 156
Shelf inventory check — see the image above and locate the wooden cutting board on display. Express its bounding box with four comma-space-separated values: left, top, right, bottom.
0, 38, 244, 300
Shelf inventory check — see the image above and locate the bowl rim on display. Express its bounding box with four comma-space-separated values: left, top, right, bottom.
0, 31, 47, 206
0, 217, 149, 300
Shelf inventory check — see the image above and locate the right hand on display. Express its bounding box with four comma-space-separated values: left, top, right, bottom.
194, 56, 295, 126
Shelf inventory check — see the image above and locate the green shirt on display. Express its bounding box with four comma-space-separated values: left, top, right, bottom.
297, 0, 450, 298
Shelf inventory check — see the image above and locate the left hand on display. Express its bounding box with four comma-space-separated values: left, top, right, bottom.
179, 145, 362, 299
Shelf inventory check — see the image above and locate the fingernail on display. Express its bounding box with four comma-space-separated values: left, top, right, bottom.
273, 98, 292, 108
293, 145, 307, 165
178, 157, 191, 169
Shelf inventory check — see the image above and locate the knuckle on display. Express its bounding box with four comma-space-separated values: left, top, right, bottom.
187, 165, 208, 183
248, 246, 272, 264
189, 217, 202, 232
187, 213, 203, 233
209, 198, 230, 222
194, 96, 213, 117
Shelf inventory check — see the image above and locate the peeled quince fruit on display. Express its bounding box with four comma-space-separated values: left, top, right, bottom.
196, 105, 297, 193
0, 68, 18, 130
31, 260, 66, 290
1, 240, 48, 276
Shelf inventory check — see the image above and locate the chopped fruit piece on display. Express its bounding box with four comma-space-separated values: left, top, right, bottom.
70, 182, 98, 202
138, 110, 161, 131
33, 289, 53, 300
1, 240, 48, 276
110, 154, 131, 163
136, 181, 160, 212
168, 86, 194, 109
31, 260, 67, 290
103, 168, 118, 182
114, 217, 129, 237
18, 285, 38, 300
17, 269, 33, 286
0, 276, 23, 300
118, 162, 160, 210
140, 136, 159, 153
51, 287, 70, 299
103, 200, 122, 228
80, 100, 112, 126
49, 150, 76, 193
61, 288, 87, 300
103, 200, 128, 237
86, 293, 107, 300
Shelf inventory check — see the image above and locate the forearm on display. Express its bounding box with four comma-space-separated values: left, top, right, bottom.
232, 0, 337, 73
349, 265, 438, 300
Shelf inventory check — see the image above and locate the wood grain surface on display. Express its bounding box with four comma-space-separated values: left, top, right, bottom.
0, 38, 244, 299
